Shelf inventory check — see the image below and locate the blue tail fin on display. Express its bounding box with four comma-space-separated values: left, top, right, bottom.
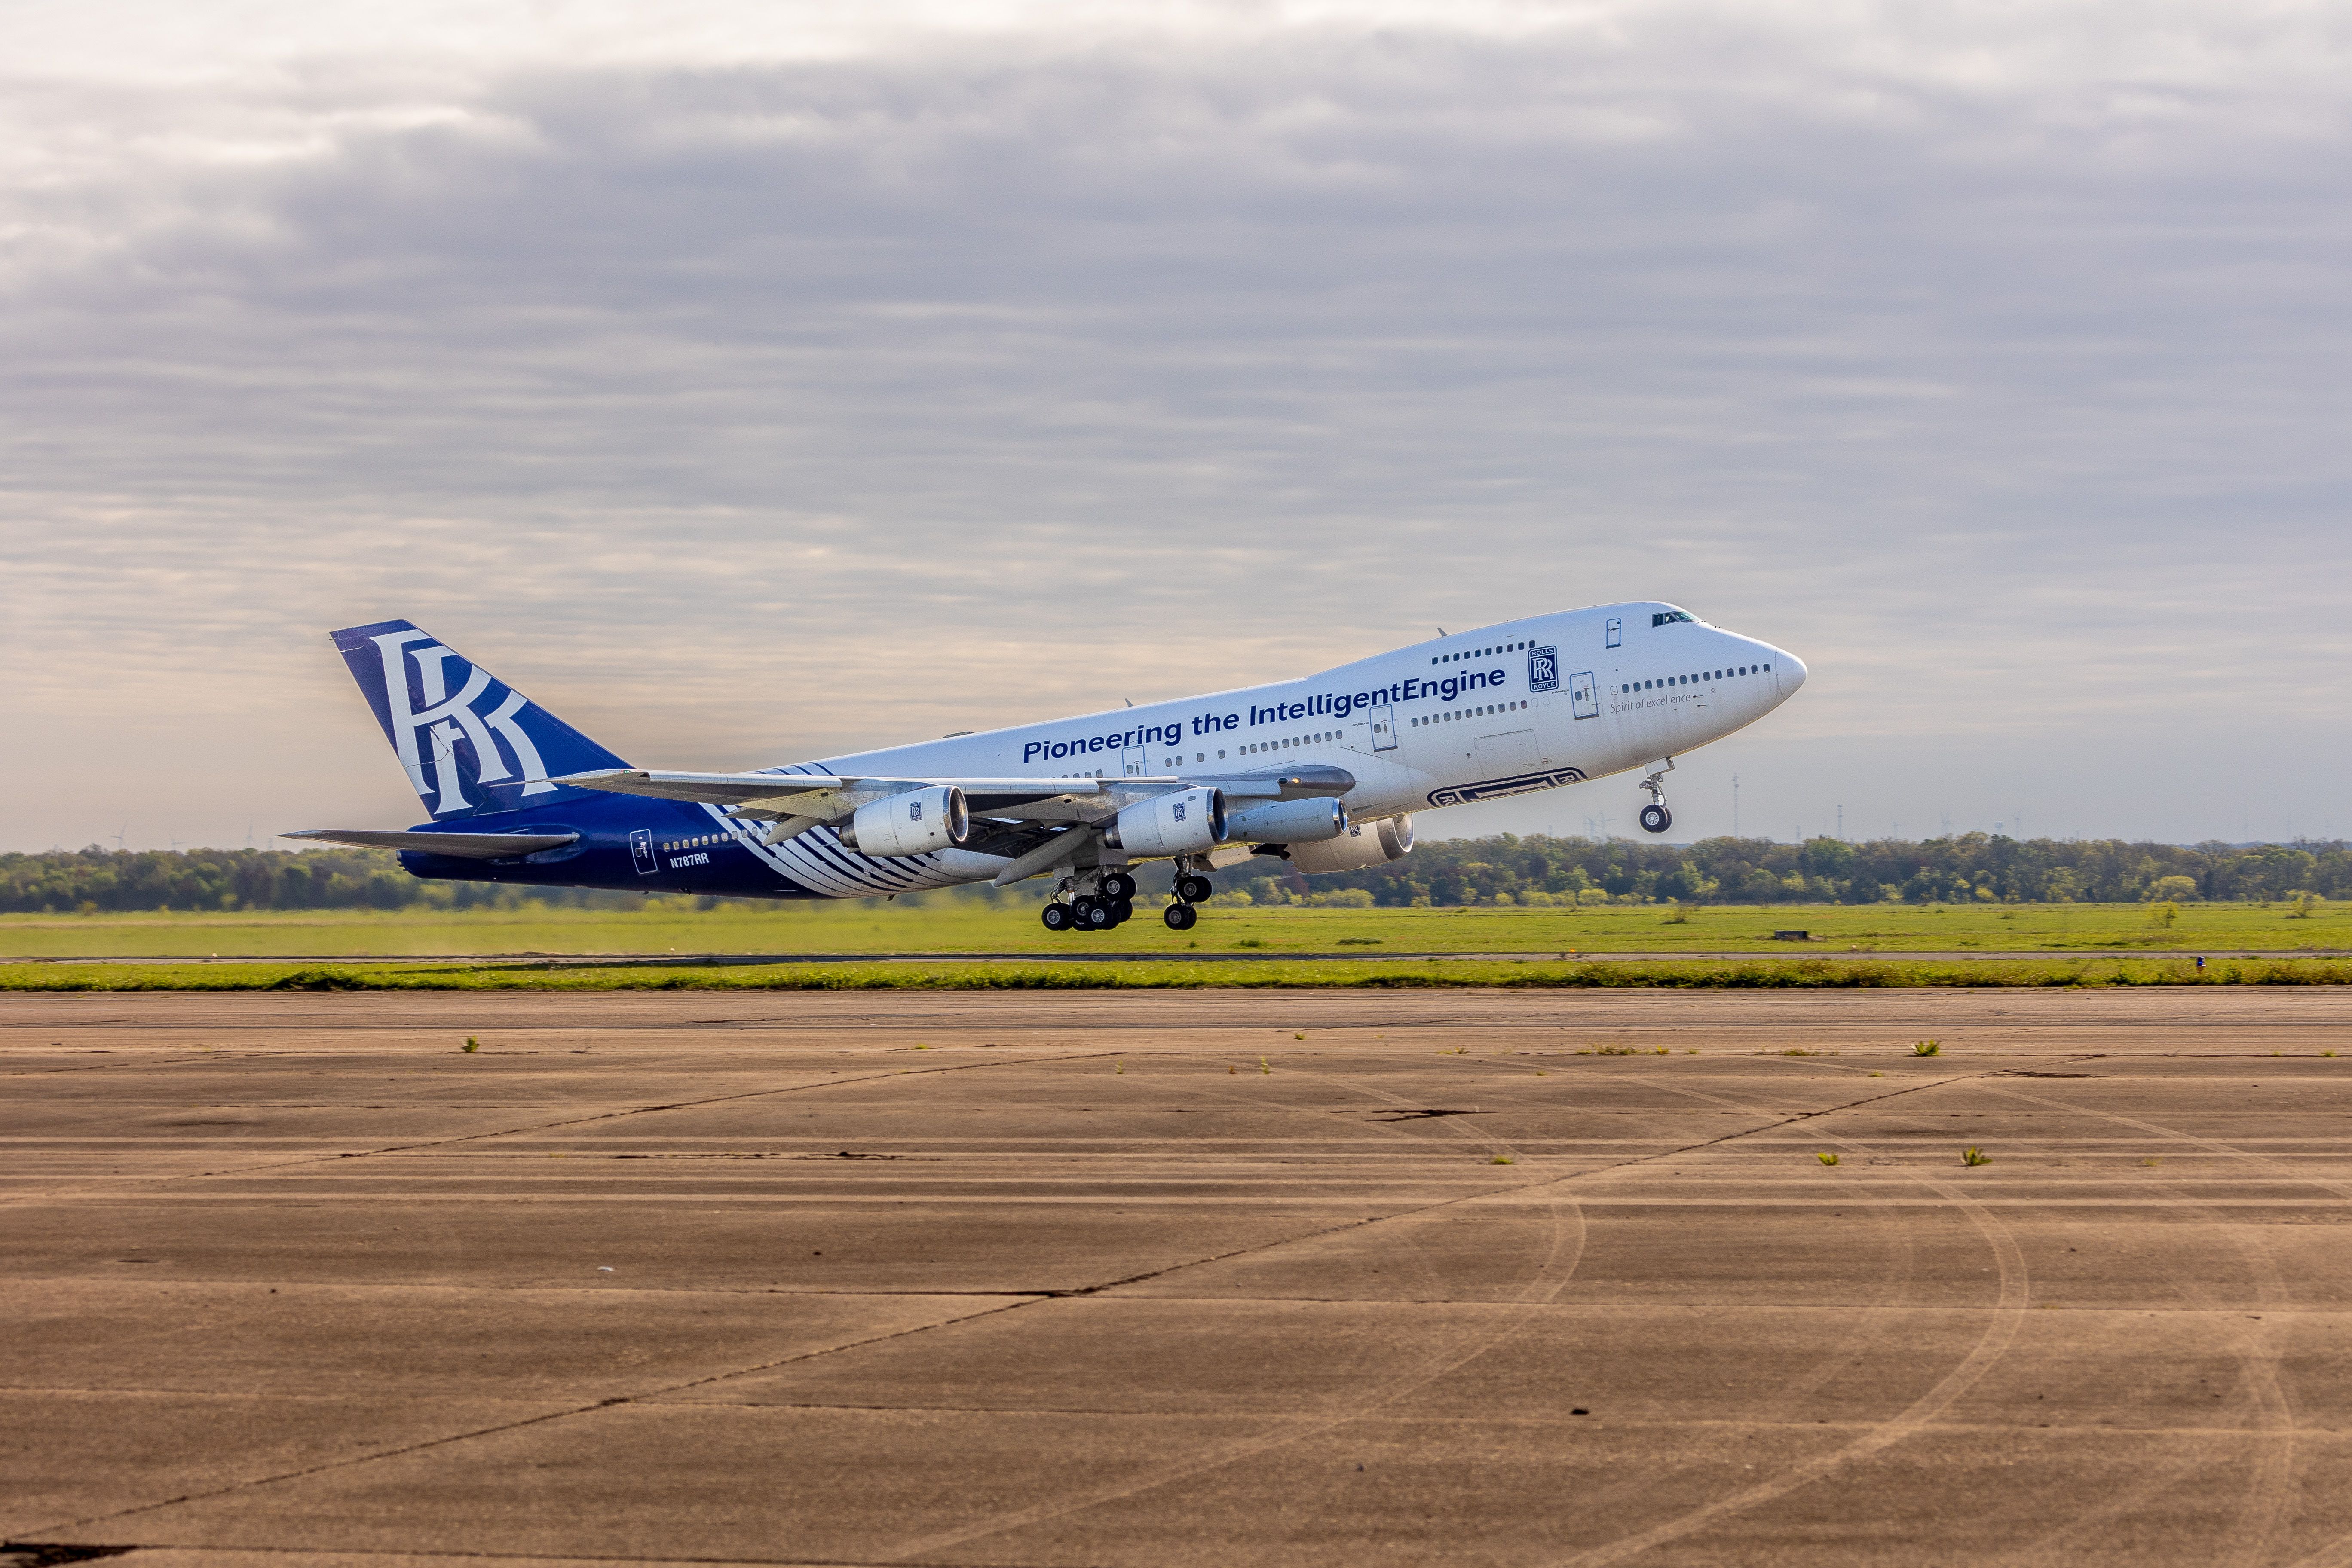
331, 620, 630, 821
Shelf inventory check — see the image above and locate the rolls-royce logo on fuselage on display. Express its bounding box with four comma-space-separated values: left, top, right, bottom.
1528, 644, 1559, 693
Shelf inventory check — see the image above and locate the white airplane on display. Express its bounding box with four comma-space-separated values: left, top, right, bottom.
289, 603, 1806, 931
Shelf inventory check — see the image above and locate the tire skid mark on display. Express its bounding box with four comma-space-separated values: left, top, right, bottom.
862, 1047, 1598, 1560
1994, 1191, 2299, 1568
0, 1047, 1109, 1209
1979, 1079, 2352, 1199
28, 1291, 1040, 1540
877, 1181, 1588, 1563
1969, 1077, 2323, 1568
1547, 1073, 2034, 1568
18, 1042, 1574, 1546
874, 1052, 1974, 1561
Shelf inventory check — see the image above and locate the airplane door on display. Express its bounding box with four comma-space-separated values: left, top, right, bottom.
1370, 701, 1398, 751
1123, 745, 1148, 777
1571, 671, 1599, 720
629, 829, 657, 875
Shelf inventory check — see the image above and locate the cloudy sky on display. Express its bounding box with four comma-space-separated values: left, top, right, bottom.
4, 0, 2347, 852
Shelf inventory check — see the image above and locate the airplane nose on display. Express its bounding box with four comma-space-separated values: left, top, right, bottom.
1781, 649, 1808, 693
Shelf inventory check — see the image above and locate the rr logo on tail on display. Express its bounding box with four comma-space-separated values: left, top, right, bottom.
332, 619, 629, 820
371, 629, 555, 813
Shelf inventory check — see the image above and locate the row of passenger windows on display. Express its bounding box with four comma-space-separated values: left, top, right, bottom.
662, 834, 726, 852
1433, 640, 1531, 665
1243, 730, 1338, 755
1413, 700, 1527, 727
1614, 662, 1770, 696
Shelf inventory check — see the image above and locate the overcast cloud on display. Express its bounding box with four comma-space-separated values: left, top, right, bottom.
4, 1, 2348, 850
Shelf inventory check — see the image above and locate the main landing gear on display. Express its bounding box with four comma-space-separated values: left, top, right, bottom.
1638, 765, 1674, 835
1038, 867, 1215, 934
1040, 869, 1139, 933
1162, 867, 1214, 930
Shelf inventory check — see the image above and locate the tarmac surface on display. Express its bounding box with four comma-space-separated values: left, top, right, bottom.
6, 988, 2352, 1568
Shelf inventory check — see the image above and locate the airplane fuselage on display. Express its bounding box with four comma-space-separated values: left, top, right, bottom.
380, 600, 1804, 901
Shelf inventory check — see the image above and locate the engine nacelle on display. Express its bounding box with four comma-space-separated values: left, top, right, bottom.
1286, 813, 1414, 874
1107, 787, 1225, 858
842, 785, 969, 857
1222, 796, 1346, 845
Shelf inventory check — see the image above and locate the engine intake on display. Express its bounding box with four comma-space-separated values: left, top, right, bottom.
1222, 796, 1346, 845
843, 785, 969, 857
1107, 787, 1225, 858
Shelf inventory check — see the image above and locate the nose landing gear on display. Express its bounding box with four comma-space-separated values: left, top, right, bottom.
1637, 760, 1675, 834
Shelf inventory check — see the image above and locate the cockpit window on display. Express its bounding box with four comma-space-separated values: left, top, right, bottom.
1651, 610, 1694, 626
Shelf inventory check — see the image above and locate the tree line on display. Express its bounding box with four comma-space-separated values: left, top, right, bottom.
2, 833, 2345, 914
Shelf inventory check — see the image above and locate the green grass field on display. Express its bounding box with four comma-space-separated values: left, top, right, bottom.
7, 953, 2349, 992
0, 898, 2345, 971
4, 897, 2347, 960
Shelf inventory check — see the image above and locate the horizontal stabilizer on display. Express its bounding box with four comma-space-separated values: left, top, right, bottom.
280, 829, 581, 860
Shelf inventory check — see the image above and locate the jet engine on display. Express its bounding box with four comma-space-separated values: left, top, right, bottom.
841, 785, 969, 857
1286, 813, 1413, 873
1106, 787, 1225, 858
1222, 796, 1346, 844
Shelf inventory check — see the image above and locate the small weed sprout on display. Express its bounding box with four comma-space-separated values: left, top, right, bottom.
1962, 1146, 1991, 1167
1913, 1040, 1941, 1056
2141, 1157, 2162, 1167
1491, 1154, 1516, 1165
1869, 1071, 1884, 1078
462, 1036, 480, 1053
1444, 1046, 1470, 1055
1114, 1061, 1124, 1075
1260, 1057, 1272, 1075
1228, 1064, 1238, 1075
1293, 1032, 1305, 1040
1817, 1151, 1840, 1167
2324, 1050, 2340, 1060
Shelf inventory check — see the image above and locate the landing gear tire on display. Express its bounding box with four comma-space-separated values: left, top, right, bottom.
1164, 902, 1198, 931
1111, 898, 1134, 924
1099, 872, 1136, 901
1176, 874, 1213, 903
1041, 902, 1073, 931
1078, 900, 1116, 931
1639, 803, 1673, 834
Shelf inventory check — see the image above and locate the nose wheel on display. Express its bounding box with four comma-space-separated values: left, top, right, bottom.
1637, 761, 1674, 834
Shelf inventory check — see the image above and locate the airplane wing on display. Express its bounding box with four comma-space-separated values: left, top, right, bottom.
553, 766, 1352, 823
281, 828, 581, 859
